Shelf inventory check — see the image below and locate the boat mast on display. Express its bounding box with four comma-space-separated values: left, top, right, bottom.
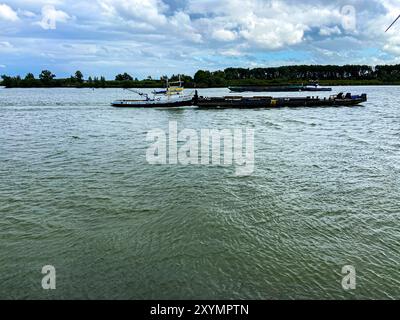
166, 75, 184, 96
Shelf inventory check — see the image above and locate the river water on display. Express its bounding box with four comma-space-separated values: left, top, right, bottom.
0, 87, 399, 299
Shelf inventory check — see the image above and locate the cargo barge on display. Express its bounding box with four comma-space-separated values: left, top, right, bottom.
194, 92, 367, 109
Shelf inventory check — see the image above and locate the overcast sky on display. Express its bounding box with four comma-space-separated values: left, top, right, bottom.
0, 0, 400, 79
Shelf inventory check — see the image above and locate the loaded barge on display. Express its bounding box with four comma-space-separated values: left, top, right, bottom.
194, 92, 367, 109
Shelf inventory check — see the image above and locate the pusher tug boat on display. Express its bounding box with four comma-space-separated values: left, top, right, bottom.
111, 77, 195, 108
111, 92, 195, 108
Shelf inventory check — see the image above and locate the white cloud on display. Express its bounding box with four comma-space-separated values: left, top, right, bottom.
220, 48, 244, 57
187, 0, 346, 50
383, 33, 400, 55
98, 1, 202, 43
319, 26, 342, 36
98, 0, 168, 26
36, 5, 70, 30
360, 0, 400, 56
212, 29, 237, 42
0, 41, 13, 48
2, 0, 400, 78
19, 9, 36, 18
169, 11, 202, 43
0, 3, 18, 21
239, 17, 305, 49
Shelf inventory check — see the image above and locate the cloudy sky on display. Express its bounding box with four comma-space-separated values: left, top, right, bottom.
0, 0, 400, 79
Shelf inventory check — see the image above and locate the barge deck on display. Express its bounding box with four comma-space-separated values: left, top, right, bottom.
194, 92, 367, 109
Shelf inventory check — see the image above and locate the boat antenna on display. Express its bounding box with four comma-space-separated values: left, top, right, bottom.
385, 14, 400, 32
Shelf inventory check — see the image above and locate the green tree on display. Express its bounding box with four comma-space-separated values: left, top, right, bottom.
23, 73, 37, 87
1, 75, 22, 87
25, 73, 35, 80
1, 75, 12, 87
194, 70, 211, 87
100, 76, 106, 87
92, 76, 100, 88
75, 70, 84, 83
39, 70, 55, 85
115, 73, 133, 81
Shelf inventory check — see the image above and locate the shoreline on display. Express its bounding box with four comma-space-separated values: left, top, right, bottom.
0, 80, 400, 89
3, 65, 400, 88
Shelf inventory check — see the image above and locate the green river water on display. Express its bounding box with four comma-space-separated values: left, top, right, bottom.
0, 87, 399, 299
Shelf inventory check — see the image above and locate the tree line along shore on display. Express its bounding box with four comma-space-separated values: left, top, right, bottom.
2, 65, 400, 88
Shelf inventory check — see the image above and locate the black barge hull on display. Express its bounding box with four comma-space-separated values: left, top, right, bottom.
194, 93, 367, 109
